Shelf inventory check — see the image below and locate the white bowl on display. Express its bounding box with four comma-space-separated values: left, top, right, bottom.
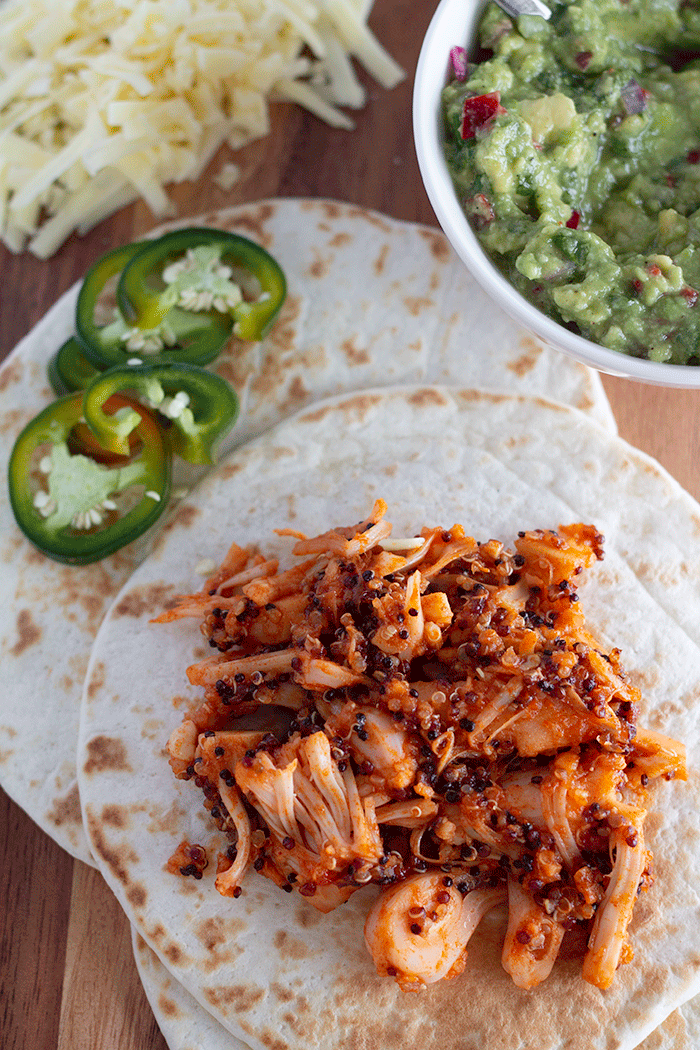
413, 0, 700, 387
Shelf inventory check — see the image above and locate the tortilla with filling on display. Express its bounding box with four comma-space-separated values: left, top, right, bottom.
78, 386, 700, 1050
0, 199, 614, 864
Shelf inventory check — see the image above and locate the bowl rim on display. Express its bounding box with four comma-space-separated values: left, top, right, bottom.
413, 0, 700, 388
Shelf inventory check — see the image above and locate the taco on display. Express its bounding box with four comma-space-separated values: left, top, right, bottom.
155, 503, 686, 993
79, 386, 700, 1050
0, 199, 612, 863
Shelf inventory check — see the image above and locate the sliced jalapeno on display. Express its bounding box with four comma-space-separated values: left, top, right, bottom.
82, 362, 239, 465
9, 392, 171, 565
48, 337, 103, 396
75, 241, 147, 368
118, 227, 287, 349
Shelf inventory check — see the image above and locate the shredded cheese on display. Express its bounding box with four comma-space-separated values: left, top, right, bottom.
0, 0, 403, 257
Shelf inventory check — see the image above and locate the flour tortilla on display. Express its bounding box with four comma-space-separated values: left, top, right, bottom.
79, 386, 700, 1050
133, 929, 247, 1050
132, 925, 700, 1050
0, 199, 613, 864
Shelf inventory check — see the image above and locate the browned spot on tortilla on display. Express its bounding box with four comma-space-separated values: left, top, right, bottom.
250, 340, 326, 407
341, 337, 370, 366
46, 784, 82, 828
321, 202, 341, 220
329, 232, 351, 248
161, 503, 200, 536
294, 904, 323, 928
1, 408, 32, 436
642, 457, 663, 478
193, 645, 207, 660
373, 243, 389, 276
300, 404, 332, 424
194, 915, 247, 971
270, 982, 294, 1003
86, 808, 139, 890
0, 357, 23, 392
346, 205, 392, 233
173, 873, 200, 897
409, 388, 448, 408
164, 943, 184, 965
648, 699, 687, 732
271, 445, 295, 460
157, 994, 181, 1019
101, 804, 128, 829
0, 534, 23, 564
69, 653, 90, 684
283, 1013, 306, 1037
506, 337, 543, 377
302, 392, 380, 427
214, 342, 255, 389
218, 461, 243, 481
343, 393, 381, 421
284, 376, 308, 408
204, 985, 265, 1011
0, 725, 17, 738
630, 558, 683, 590
80, 591, 104, 627
127, 883, 147, 909
274, 930, 310, 960
259, 1030, 289, 1050
87, 661, 106, 702
222, 203, 274, 247
631, 891, 655, 930
196, 915, 244, 951
630, 664, 662, 692
430, 270, 440, 291
138, 716, 164, 742
458, 389, 507, 406
505, 435, 529, 449
0, 748, 13, 763
306, 252, 331, 279
263, 294, 302, 356
577, 394, 594, 413
145, 921, 191, 968
147, 923, 168, 948
114, 582, 178, 618
84, 736, 132, 775
384, 464, 398, 476
507, 352, 537, 378
10, 609, 41, 656
60, 674, 74, 693
403, 295, 434, 316
419, 227, 450, 263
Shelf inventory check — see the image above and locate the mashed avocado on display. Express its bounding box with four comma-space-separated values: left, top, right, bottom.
442, 0, 700, 363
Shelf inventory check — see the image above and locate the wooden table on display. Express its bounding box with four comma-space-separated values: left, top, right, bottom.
2, 2, 699, 1047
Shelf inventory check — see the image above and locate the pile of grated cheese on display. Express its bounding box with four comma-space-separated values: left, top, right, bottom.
0, 0, 403, 257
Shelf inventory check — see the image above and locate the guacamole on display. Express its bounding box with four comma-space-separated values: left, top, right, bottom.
442, 0, 700, 363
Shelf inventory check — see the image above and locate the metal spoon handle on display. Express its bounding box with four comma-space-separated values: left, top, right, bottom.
494, 0, 551, 20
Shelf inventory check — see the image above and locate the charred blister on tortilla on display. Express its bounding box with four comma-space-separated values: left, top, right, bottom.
156, 501, 686, 992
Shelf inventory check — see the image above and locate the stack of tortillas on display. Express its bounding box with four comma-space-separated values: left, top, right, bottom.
1, 200, 698, 1050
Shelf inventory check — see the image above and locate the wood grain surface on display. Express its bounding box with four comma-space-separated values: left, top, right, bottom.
2, 2, 699, 1048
